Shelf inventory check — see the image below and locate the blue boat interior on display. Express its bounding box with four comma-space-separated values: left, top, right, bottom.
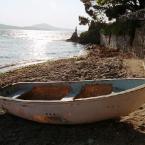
0, 79, 145, 101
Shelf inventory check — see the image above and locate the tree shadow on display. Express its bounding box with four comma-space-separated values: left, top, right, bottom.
0, 114, 145, 145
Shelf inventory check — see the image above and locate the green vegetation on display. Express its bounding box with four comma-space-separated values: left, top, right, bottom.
78, 0, 145, 44
100, 20, 140, 36
80, 0, 145, 22
100, 20, 141, 45
80, 30, 100, 44
79, 21, 100, 44
79, 20, 140, 45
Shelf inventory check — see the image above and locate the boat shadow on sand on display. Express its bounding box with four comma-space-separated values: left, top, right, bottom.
0, 114, 144, 145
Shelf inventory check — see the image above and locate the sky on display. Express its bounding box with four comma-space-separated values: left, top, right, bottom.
0, 0, 88, 30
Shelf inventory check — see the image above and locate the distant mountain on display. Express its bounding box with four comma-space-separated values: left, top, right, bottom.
0, 23, 71, 31
23, 23, 61, 30
0, 24, 21, 29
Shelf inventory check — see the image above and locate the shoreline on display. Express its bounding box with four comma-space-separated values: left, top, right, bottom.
0, 49, 87, 74
0, 60, 46, 73
0, 45, 126, 87
1, 45, 145, 86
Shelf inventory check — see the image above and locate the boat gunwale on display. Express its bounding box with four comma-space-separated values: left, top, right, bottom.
0, 78, 145, 104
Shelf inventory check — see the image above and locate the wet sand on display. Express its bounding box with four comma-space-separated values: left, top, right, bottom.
0, 45, 145, 145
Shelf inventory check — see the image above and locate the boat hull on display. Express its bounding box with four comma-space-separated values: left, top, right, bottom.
0, 79, 145, 124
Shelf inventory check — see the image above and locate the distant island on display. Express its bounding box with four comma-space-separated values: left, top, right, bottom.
0, 23, 72, 31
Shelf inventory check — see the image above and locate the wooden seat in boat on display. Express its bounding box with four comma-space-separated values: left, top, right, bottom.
17, 85, 70, 100
61, 83, 113, 101
75, 84, 112, 99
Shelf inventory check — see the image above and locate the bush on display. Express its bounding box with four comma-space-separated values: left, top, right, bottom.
100, 20, 140, 36
100, 20, 140, 45
79, 30, 100, 44
79, 20, 140, 45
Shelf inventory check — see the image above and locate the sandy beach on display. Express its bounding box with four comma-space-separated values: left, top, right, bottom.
0, 45, 145, 145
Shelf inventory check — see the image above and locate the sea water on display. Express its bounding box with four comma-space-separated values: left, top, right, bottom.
0, 29, 85, 72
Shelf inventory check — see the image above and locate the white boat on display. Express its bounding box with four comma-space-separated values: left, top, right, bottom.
0, 79, 145, 124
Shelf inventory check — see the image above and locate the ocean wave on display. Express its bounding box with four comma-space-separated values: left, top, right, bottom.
0, 60, 46, 73
0, 64, 16, 69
